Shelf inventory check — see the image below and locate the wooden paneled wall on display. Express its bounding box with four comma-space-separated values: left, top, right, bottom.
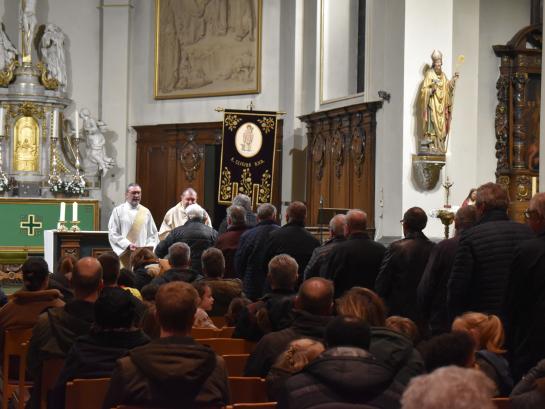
299, 102, 381, 227
133, 122, 282, 227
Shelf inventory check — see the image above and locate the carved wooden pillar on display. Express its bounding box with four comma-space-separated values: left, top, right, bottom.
493, 24, 542, 222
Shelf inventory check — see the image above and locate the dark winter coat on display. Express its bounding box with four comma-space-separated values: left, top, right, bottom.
505, 232, 545, 381
155, 219, 218, 273
281, 347, 403, 409
448, 209, 533, 321
102, 336, 230, 409
244, 310, 333, 377
235, 219, 279, 300
303, 236, 346, 280
325, 232, 386, 298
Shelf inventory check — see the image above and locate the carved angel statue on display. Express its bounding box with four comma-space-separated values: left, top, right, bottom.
0, 24, 17, 71
79, 108, 115, 176
40, 24, 67, 90
19, 0, 37, 62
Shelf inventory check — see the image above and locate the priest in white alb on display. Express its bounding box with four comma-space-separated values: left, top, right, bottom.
108, 183, 159, 266
158, 187, 211, 240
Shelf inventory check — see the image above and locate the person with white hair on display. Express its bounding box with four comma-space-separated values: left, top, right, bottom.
401, 366, 496, 409
158, 187, 211, 240
155, 203, 218, 273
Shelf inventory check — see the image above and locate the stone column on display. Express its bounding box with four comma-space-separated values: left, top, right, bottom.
99, 0, 132, 228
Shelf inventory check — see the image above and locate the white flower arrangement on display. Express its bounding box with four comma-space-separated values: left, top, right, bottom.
0, 172, 8, 192
65, 175, 86, 196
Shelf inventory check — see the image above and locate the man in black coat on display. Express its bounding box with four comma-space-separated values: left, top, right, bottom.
325, 209, 385, 298
505, 192, 545, 381
448, 182, 533, 321
235, 203, 279, 300
155, 203, 218, 273
233, 254, 297, 341
263, 201, 319, 286
304, 213, 346, 280
244, 277, 334, 377
376, 207, 434, 332
417, 205, 477, 336
151, 243, 200, 286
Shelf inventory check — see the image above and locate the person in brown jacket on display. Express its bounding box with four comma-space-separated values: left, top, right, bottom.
215, 205, 248, 278
0, 257, 64, 348
102, 281, 230, 409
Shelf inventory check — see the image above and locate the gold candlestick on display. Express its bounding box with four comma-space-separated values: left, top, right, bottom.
57, 220, 68, 232
70, 220, 80, 232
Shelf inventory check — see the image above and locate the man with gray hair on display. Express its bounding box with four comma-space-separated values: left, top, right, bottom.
151, 242, 200, 286
235, 203, 279, 300
304, 213, 346, 280
218, 194, 257, 234
158, 187, 211, 240
215, 205, 249, 278
401, 366, 496, 409
155, 203, 218, 273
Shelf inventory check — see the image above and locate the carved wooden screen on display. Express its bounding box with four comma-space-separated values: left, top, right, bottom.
493, 24, 541, 221
299, 102, 381, 227
134, 121, 282, 228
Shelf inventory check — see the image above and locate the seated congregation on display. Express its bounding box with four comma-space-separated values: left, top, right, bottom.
0, 182, 545, 409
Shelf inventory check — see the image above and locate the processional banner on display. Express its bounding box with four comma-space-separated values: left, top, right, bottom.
218, 109, 278, 207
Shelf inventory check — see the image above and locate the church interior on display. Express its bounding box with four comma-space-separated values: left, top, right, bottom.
0, 0, 543, 407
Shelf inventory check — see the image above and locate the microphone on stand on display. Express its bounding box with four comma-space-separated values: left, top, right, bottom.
319, 195, 324, 244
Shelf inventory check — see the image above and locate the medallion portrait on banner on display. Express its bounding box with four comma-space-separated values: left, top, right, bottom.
218, 110, 277, 207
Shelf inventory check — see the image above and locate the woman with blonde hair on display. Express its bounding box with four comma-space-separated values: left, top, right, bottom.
335, 287, 424, 386
452, 312, 513, 396
336, 286, 386, 326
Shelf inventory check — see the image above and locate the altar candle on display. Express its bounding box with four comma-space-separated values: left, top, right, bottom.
72, 202, 78, 222
0, 106, 4, 137
52, 109, 58, 139
74, 109, 79, 139
532, 176, 537, 197
59, 202, 66, 222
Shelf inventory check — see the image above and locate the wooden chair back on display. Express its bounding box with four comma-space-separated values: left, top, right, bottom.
2, 328, 33, 409
191, 326, 235, 339
210, 316, 227, 328
492, 398, 512, 409
196, 338, 255, 355
65, 378, 110, 409
40, 358, 65, 409
222, 354, 250, 376
228, 377, 268, 404
227, 404, 277, 409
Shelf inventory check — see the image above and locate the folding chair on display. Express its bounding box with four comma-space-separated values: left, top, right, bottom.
222, 354, 249, 376
65, 378, 110, 409
2, 328, 33, 409
228, 377, 268, 404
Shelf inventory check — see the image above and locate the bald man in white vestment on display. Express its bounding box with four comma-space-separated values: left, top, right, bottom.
108, 183, 159, 265
158, 187, 211, 240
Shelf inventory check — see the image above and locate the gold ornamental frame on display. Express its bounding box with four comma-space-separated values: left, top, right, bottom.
154, 0, 262, 99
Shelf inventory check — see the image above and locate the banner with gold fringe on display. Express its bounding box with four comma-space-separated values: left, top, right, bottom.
218, 109, 278, 207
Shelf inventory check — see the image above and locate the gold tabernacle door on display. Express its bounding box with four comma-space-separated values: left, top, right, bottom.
13, 116, 40, 172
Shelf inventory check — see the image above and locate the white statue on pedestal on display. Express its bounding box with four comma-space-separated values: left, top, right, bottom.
0, 25, 17, 71
40, 24, 67, 90
19, 0, 37, 62
80, 108, 115, 176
